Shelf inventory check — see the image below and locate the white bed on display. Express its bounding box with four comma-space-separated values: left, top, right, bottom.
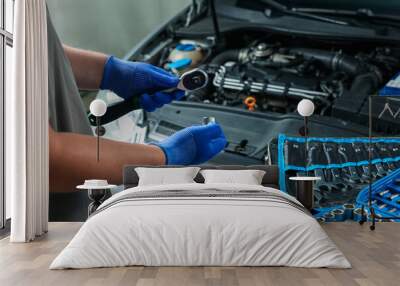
50, 182, 350, 269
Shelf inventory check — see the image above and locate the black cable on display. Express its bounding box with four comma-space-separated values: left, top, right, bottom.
208, 0, 220, 43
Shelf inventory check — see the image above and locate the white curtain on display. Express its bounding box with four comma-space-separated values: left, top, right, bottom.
7, 0, 49, 242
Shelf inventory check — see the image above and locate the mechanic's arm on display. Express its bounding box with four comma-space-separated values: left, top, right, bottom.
49, 121, 226, 193
49, 126, 165, 193
63, 45, 107, 90
63, 45, 184, 111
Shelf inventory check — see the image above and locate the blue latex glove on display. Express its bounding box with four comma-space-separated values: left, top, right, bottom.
140, 90, 185, 112
153, 123, 227, 165
100, 56, 184, 111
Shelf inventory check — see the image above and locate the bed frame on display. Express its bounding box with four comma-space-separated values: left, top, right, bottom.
123, 165, 280, 189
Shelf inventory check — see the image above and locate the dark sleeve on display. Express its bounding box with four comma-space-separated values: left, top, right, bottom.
47, 6, 93, 135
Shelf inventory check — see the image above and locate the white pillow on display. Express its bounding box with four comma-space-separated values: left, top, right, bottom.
200, 169, 266, 185
135, 167, 200, 186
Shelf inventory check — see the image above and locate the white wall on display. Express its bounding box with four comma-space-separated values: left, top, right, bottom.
46, 0, 190, 58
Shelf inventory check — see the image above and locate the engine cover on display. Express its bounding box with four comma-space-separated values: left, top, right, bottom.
213, 64, 329, 102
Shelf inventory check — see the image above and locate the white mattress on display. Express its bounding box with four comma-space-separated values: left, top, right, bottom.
50, 183, 350, 269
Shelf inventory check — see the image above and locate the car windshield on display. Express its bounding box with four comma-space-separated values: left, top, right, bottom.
241, 0, 400, 15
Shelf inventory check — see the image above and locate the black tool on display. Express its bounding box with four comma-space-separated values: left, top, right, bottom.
178, 69, 208, 91
352, 142, 374, 181
322, 143, 348, 191
89, 69, 209, 126
337, 144, 361, 183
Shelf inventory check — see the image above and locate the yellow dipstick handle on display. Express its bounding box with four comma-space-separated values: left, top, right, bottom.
244, 96, 256, 111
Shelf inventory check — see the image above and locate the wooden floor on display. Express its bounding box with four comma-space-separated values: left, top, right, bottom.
0, 222, 399, 286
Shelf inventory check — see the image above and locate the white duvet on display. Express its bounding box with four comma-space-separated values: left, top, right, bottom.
50, 183, 350, 269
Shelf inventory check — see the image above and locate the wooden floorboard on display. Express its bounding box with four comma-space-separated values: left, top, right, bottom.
0, 222, 399, 286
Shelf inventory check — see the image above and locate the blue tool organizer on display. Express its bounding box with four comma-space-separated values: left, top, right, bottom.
357, 168, 400, 222
277, 134, 400, 222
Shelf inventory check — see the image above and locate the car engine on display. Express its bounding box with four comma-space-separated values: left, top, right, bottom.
157, 36, 400, 134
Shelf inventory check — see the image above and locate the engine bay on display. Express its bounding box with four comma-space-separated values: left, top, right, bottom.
155, 33, 400, 134
111, 1, 400, 167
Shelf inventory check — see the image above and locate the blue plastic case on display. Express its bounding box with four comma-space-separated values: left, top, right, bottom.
379, 73, 400, 96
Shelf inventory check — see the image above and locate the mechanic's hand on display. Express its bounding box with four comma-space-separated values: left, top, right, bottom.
100, 56, 182, 106
140, 90, 185, 112
153, 123, 227, 165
